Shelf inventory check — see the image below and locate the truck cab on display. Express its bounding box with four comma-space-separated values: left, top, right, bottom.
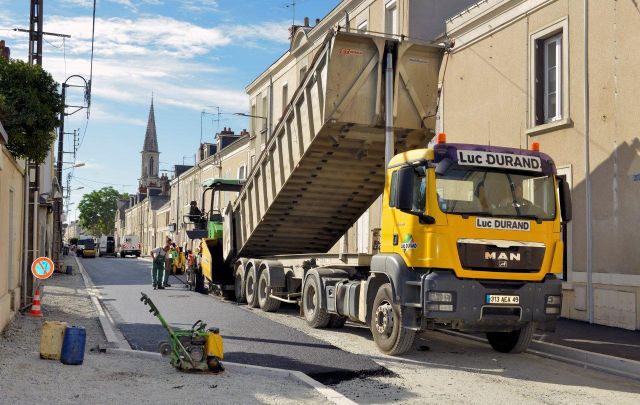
371, 136, 572, 353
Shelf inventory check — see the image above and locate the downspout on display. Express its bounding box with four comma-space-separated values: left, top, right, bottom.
583, 0, 594, 324
268, 76, 274, 140
22, 161, 29, 307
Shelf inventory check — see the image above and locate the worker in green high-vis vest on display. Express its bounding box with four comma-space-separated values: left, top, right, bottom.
150, 244, 170, 290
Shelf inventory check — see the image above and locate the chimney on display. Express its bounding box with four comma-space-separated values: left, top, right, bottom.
304, 17, 309, 27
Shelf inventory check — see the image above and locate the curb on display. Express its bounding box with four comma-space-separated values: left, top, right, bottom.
440, 330, 640, 381
74, 256, 131, 349
106, 348, 356, 405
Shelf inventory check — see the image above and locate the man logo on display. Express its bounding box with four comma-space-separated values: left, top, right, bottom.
485, 251, 521, 262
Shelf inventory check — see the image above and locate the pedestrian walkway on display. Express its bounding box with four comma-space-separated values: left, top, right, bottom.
535, 318, 640, 362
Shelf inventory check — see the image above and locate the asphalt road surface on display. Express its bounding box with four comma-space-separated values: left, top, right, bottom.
80, 257, 385, 384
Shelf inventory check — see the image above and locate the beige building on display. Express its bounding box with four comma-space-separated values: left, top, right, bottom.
0, 121, 25, 332
245, 0, 476, 256
436, 0, 640, 330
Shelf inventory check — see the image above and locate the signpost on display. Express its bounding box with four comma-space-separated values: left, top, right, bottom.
32, 256, 55, 280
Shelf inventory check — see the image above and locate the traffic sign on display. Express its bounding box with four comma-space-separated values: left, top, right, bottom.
32, 257, 55, 280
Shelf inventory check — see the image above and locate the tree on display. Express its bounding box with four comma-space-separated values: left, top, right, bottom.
0, 58, 63, 163
78, 187, 123, 237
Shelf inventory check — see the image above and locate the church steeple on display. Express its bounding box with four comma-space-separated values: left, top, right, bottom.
143, 95, 158, 153
140, 96, 160, 192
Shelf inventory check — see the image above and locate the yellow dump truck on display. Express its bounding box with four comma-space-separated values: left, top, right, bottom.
190, 30, 572, 355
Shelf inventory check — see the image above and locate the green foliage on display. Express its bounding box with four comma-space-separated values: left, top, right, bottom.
0, 58, 62, 163
69, 237, 78, 245
78, 187, 124, 237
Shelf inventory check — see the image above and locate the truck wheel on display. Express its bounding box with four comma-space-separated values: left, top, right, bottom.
328, 315, 347, 328
370, 283, 415, 355
245, 266, 259, 308
486, 322, 534, 353
258, 270, 281, 312
234, 269, 246, 303
303, 276, 331, 328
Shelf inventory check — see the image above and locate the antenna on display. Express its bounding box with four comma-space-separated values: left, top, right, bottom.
285, 1, 296, 25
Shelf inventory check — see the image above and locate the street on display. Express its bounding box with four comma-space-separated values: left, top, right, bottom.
81, 257, 640, 403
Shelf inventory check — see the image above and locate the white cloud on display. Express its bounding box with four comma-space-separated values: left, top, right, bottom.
182, 0, 219, 13
60, 0, 93, 7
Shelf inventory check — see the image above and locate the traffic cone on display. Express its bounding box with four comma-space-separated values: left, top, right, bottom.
29, 289, 43, 317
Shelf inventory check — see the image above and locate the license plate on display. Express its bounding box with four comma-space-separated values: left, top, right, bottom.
486, 294, 519, 305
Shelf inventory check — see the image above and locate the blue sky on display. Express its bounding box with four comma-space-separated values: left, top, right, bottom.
0, 0, 338, 221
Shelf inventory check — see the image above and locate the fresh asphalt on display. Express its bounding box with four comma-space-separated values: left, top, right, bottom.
80, 256, 385, 384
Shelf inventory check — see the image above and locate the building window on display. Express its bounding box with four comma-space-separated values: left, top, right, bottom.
149, 157, 154, 176
238, 165, 246, 181
357, 20, 368, 33
385, 0, 398, 36
529, 20, 568, 131
250, 103, 257, 135
261, 95, 268, 131
299, 66, 307, 85
538, 34, 562, 124
281, 83, 288, 114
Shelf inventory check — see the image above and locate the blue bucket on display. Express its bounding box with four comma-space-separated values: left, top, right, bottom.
60, 326, 86, 365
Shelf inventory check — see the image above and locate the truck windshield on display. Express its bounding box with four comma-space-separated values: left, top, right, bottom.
436, 167, 556, 220
82, 240, 95, 249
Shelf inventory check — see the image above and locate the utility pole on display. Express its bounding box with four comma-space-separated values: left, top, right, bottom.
22, 0, 44, 308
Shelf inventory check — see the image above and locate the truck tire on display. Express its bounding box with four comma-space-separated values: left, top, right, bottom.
245, 266, 259, 308
303, 276, 331, 328
486, 322, 534, 353
257, 270, 281, 312
328, 315, 347, 328
234, 269, 246, 303
370, 283, 415, 355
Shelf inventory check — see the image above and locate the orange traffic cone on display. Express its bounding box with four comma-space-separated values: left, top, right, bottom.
29, 289, 43, 317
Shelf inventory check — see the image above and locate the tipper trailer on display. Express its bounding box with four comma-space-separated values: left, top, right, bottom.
188, 30, 572, 355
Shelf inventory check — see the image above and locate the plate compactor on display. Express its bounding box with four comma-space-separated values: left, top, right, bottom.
140, 292, 224, 373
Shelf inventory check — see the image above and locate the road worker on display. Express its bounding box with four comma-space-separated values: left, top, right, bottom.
150, 244, 170, 290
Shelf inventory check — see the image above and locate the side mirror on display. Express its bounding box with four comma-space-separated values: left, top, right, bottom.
558, 177, 572, 222
396, 166, 435, 225
396, 166, 415, 212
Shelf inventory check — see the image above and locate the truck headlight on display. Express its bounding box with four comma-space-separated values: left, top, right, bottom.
546, 295, 561, 305
426, 303, 454, 312
427, 292, 453, 303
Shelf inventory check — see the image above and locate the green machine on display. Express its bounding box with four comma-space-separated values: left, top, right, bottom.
140, 292, 224, 372
184, 178, 244, 293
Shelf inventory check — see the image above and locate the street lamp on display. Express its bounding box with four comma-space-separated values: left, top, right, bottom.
62, 162, 85, 170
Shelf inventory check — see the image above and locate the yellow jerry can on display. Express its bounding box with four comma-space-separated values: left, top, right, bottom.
40, 321, 68, 360
206, 329, 224, 360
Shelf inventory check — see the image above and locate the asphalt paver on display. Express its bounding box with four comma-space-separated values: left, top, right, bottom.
81, 257, 386, 384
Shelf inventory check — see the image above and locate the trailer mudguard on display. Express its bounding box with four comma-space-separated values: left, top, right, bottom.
258, 260, 286, 289
304, 267, 350, 310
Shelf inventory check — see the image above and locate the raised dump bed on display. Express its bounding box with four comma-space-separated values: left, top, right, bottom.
225, 30, 442, 259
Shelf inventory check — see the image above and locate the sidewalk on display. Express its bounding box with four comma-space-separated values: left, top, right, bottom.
0, 255, 329, 405
535, 318, 640, 362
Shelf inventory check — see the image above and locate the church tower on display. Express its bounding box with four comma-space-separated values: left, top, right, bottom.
140, 97, 160, 192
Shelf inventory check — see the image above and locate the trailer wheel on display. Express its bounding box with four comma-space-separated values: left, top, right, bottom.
234, 269, 246, 303
328, 315, 347, 328
245, 266, 259, 308
303, 276, 331, 328
486, 322, 534, 353
258, 270, 281, 312
370, 283, 415, 355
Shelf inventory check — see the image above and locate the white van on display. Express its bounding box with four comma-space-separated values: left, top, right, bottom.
99, 236, 116, 257
118, 235, 141, 258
